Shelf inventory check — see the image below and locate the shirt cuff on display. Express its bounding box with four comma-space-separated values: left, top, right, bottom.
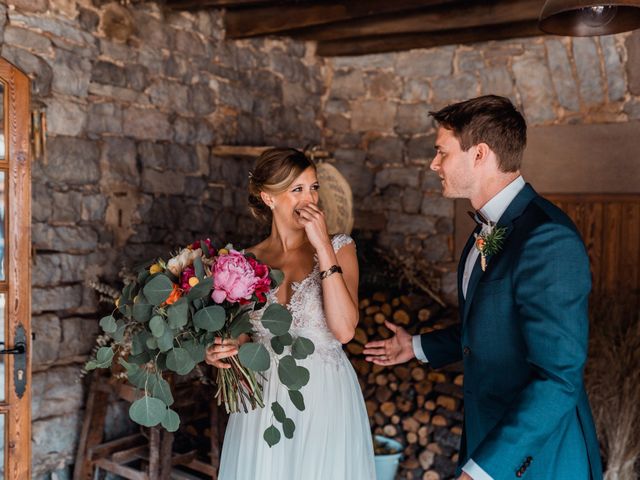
462, 459, 493, 480
412, 335, 428, 363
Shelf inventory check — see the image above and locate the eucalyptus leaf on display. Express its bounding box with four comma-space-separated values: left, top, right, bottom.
271, 401, 286, 423
149, 315, 166, 338
238, 343, 270, 372
288, 390, 305, 411
229, 311, 253, 338
152, 377, 174, 406
137, 269, 150, 284
129, 351, 152, 365
194, 256, 205, 281
95, 347, 114, 368
143, 274, 174, 305
122, 282, 134, 303
133, 303, 154, 323
278, 355, 309, 390
112, 320, 126, 343
129, 396, 167, 427
167, 298, 189, 329
157, 328, 175, 353
193, 305, 225, 332
99, 315, 117, 334
271, 336, 285, 355
119, 359, 147, 389
183, 341, 206, 364
166, 348, 196, 376
187, 277, 214, 301
270, 269, 284, 287
291, 337, 315, 360
278, 333, 293, 346
263, 425, 281, 448
145, 336, 158, 350
260, 304, 293, 336
282, 418, 295, 439
162, 408, 180, 432
132, 331, 152, 356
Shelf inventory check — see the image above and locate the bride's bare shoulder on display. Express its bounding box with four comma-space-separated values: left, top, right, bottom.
245, 238, 269, 259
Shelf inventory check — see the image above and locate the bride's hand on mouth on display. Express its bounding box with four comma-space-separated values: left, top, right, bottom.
295, 203, 331, 251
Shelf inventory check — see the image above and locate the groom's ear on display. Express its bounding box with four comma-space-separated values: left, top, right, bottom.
473, 142, 491, 165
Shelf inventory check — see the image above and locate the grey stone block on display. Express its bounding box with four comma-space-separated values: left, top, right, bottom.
572, 37, 604, 106
125, 64, 149, 92
395, 103, 431, 136
46, 97, 88, 137
32, 182, 53, 223
407, 135, 436, 163
512, 49, 556, 124
4, 25, 52, 54
627, 30, 640, 95
479, 66, 514, 99
32, 285, 84, 312
132, 11, 171, 49
421, 195, 454, 217
351, 99, 397, 132
334, 161, 374, 198
0, 45, 52, 96
456, 49, 484, 72
432, 73, 479, 104
142, 168, 186, 195
331, 53, 394, 70
45, 136, 100, 185
82, 195, 108, 222
545, 39, 579, 111
421, 169, 443, 192
61, 317, 100, 358
365, 71, 402, 98
51, 49, 92, 97
31, 314, 61, 366
79, 7, 99, 31
100, 137, 139, 189
32, 366, 84, 420
219, 81, 254, 112
375, 167, 421, 189
190, 84, 216, 115
402, 188, 422, 214
367, 136, 404, 166
600, 36, 626, 102
147, 78, 189, 111
387, 213, 436, 235
87, 102, 123, 134
123, 107, 172, 141
168, 144, 199, 172
91, 60, 127, 87
402, 79, 430, 102
32, 413, 82, 477
395, 47, 455, 78
624, 98, 640, 120
330, 69, 365, 99
32, 253, 89, 286
175, 29, 207, 56
32, 224, 98, 253
51, 191, 82, 223
138, 142, 168, 171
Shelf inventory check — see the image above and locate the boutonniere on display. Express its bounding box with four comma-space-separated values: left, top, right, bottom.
474, 222, 507, 271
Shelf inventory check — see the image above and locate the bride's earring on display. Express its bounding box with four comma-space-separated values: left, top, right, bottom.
269, 204, 275, 210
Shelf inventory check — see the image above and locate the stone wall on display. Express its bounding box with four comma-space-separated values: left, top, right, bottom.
321, 32, 640, 303
0, 0, 323, 477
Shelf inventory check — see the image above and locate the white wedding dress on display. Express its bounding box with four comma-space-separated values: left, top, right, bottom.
219, 234, 376, 480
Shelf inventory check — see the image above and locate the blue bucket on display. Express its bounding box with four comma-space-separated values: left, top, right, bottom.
374, 435, 403, 480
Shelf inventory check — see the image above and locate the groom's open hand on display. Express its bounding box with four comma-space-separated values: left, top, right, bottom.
363, 321, 415, 366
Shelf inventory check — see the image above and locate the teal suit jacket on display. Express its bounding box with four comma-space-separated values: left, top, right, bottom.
420, 184, 603, 479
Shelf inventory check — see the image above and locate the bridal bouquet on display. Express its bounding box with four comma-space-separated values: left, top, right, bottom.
85, 238, 314, 446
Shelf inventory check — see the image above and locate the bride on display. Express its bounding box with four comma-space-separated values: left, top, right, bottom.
205, 148, 375, 480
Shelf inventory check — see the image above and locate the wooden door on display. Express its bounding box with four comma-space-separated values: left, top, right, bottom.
547, 194, 640, 297
0, 58, 31, 480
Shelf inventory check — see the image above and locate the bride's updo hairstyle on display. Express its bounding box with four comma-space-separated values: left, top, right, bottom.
248, 148, 316, 224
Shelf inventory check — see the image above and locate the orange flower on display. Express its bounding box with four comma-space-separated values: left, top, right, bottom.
475, 237, 485, 251
165, 284, 182, 305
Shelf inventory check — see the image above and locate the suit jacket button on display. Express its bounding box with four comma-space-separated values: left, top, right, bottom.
463, 346, 471, 356
516, 471, 523, 478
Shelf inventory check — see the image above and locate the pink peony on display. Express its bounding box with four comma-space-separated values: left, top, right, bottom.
211, 251, 259, 304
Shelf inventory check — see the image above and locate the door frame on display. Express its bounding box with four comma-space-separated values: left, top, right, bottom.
0, 57, 32, 480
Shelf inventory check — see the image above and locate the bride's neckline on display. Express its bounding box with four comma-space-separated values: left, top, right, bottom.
272, 254, 319, 308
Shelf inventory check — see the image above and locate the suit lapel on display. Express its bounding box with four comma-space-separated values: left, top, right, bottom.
458, 224, 481, 310
461, 183, 538, 322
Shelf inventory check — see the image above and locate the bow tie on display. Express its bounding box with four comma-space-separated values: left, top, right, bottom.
467, 210, 490, 226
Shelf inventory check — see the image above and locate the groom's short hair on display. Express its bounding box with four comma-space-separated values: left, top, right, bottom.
429, 95, 527, 172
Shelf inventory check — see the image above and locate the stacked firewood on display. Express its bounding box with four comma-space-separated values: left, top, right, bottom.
347, 291, 463, 480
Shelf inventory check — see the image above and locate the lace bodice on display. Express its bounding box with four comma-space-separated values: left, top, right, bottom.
250, 234, 355, 363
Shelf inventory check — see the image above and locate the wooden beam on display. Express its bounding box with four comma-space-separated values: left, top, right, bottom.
166, 0, 295, 9
294, 0, 545, 41
316, 20, 544, 56
224, 0, 461, 38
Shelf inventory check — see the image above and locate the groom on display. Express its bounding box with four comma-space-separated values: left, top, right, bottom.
364, 95, 602, 479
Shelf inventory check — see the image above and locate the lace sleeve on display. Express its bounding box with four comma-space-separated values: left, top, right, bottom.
331, 234, 355, 253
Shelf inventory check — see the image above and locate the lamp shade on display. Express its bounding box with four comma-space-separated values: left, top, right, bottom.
539, 0, 640, 35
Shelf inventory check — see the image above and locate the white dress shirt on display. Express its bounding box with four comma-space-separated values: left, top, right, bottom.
412, 176, 526, 480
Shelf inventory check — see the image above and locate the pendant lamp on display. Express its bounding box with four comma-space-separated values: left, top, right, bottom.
539, 0, 640, 36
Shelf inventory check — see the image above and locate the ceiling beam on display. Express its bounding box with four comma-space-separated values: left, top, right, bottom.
165, 0, 299, 9
223, 0, 461, 38
294, 0, 545, 41
316, 20, 544, 56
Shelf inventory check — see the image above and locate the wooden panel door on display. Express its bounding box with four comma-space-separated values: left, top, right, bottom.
0, 57, 31, 480
547, 194, 640, 296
